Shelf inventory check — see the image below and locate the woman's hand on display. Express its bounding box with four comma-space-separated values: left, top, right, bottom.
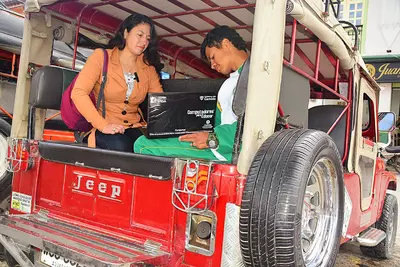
179, 132, 209, 149
101, 124, 125, 134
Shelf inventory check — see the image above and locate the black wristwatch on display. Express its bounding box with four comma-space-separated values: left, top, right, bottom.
207, 132, 219, 149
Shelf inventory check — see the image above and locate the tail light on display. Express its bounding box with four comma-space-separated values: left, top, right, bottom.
7, 138, 38, 172
172, 159, 216, 213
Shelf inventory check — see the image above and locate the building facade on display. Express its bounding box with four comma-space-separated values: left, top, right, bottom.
337, 0, 367, 52
361, 0, 400, 115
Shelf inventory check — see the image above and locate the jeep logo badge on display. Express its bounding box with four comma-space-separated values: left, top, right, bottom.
72, 174, 123, 201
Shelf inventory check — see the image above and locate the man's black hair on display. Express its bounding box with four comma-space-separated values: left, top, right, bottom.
200, 25, 247, 60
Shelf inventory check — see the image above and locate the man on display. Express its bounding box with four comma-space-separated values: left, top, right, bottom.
134, 25, 249, 161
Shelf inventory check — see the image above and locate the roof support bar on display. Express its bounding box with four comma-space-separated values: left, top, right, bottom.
238, 0, 287, 174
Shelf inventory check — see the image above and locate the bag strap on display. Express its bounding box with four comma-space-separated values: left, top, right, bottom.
96, 49, 108, 118
75, 49, 108, 144
74, 131, 91, 144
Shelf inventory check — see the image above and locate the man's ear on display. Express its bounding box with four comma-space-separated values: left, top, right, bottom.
221, 38, 232, 49
124, 29, 128, 39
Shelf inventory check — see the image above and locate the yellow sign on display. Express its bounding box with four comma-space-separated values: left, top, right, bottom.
11, 192, 32, 213
11, 199, 21, 210
366, 62, 400, 82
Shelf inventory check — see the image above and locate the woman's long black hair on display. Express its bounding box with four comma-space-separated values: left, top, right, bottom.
108, 13, 163, 73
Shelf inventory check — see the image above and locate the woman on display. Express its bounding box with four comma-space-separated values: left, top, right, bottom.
71, 13, 163, 152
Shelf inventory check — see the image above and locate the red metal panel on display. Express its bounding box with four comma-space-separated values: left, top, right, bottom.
31, 158, 242, 265
62, 167, 97, 217
62, 165, 133, 227
10, 158, 40, 215
130, 176, 174, 237
341, 159, 397, 244
341, 172, 361, 243
35, 161, 175, 245
36, 160, 65, 207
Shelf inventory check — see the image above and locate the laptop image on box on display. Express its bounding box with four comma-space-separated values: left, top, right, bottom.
144, 92, 218, 138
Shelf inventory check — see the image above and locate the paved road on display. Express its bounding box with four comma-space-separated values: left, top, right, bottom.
335, 188, 400, 267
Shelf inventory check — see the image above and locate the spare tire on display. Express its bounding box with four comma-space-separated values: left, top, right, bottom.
0, 118, 12, 260
240, 129, 344, 266
0, 118, 12, 205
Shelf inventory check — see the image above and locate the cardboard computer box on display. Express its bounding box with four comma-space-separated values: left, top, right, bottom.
145, 92, 217, 138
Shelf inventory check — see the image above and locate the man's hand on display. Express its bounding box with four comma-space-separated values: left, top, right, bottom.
179, 132, 209, 149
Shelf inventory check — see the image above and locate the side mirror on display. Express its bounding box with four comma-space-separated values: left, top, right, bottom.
378, 112, 396, 132
378, 112, 396, 147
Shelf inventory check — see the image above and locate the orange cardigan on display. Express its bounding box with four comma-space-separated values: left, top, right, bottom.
71, 47, 163, 132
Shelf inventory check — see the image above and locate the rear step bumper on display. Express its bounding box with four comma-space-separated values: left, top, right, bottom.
0, 213, 169, 267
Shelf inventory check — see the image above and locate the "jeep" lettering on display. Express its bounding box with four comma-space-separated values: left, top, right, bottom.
73, 175, 122, 199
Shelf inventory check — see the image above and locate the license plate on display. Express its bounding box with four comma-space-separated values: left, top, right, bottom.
40, 250, 86, 267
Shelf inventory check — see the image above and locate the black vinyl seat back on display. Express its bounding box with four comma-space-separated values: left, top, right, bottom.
29, 66, 79, 110
30, 66, 224, 112
308, 105, 346, 158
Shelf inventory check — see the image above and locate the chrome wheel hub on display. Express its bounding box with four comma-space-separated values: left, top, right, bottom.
301, 157, 339, 267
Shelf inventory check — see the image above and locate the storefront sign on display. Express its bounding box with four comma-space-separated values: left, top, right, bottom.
366, 62, 400, 83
